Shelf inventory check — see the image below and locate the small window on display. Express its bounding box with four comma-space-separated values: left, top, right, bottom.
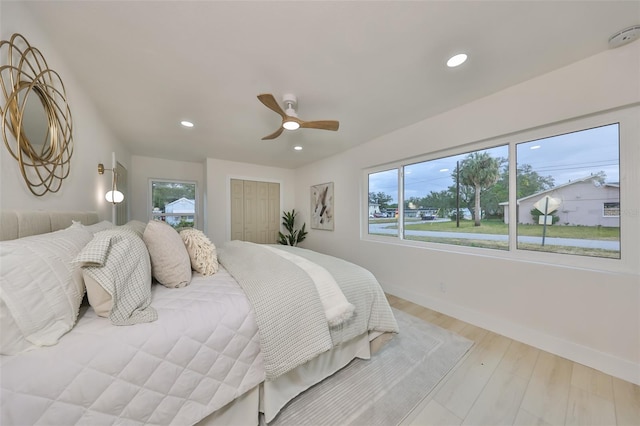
368, 169, 399, 238
603, 202, 620, 217
150, 180, 197, 229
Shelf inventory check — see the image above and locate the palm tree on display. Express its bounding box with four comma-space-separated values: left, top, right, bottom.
457, 152, 501, 226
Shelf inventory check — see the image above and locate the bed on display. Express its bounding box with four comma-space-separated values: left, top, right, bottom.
0, 210, 398, 425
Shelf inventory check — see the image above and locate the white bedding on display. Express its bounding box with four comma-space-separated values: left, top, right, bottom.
0, 211, 398, 425
0, 268, 264, 426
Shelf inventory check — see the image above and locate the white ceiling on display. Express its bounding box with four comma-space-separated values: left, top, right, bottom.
19, 1, 640, 169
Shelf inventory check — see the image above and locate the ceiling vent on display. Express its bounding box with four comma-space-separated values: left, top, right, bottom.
608, 25, 640, 49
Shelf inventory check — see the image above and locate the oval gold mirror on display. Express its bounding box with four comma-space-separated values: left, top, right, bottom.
1, 33, 73, 196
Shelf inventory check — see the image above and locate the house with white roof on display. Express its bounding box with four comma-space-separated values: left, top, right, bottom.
164, 197, 195, 226
500, 176, 620, 227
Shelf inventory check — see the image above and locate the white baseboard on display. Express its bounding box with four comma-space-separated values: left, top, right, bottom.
385, 284, 640, 386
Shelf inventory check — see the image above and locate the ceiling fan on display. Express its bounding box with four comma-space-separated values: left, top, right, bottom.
257, 93, 339, 140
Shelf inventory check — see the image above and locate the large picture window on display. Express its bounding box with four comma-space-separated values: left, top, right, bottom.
402, 146, 508, 250
150, 180, 197, 229
515, 124, 620, 258
365, 122, 622, 261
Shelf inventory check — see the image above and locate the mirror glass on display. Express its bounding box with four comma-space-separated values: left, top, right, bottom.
16, 84, 53, 161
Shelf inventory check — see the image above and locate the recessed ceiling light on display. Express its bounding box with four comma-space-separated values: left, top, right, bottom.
293, 145, 303, 151
447, 53, 467, 68
530, 145, 541, 150
180, 120, 194, 128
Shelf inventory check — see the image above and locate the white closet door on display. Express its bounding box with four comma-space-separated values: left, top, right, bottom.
230, 179, 279, 244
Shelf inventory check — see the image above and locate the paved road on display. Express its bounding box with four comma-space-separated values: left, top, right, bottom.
368, 223, 620, 251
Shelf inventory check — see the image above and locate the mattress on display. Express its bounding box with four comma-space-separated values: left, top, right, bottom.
0, 268, 264, 426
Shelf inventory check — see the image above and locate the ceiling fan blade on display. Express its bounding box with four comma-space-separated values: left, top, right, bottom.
261, 127, 285, 140
299, 120, 340, 131
257, 93, 287, 119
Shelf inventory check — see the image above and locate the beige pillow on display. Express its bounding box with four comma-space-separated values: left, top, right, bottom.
143, 220, 191, 288
179, 228, 219, 276
84, 273, 112, 317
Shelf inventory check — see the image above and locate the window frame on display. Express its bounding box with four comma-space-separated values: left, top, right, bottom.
148, 178, 198, 228
362, 106, 636, 274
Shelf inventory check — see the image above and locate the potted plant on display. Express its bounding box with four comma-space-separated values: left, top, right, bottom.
278, 209, 308, 246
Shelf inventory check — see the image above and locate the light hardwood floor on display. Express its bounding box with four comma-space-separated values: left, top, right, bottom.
387, 294, 640, 426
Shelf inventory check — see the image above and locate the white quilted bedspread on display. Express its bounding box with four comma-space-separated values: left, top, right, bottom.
0, 268, 264, 426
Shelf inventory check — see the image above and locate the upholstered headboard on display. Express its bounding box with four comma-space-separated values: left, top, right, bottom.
0, 210, 100, 241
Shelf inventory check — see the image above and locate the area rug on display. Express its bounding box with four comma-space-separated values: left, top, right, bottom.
268, 308, 474, 425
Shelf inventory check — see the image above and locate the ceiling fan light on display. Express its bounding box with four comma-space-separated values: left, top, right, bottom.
283, 120, 300, 130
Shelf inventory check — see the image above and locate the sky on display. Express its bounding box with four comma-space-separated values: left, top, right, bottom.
369, 123, 619, 203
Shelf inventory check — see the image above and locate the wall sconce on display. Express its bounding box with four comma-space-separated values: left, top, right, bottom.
97, 163, 124, 204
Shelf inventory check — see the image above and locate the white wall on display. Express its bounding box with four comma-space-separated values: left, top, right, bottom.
0, 2, 130, 221
293, 41, 640, 384
205, 158, 296, 246
129, 155, 205, 227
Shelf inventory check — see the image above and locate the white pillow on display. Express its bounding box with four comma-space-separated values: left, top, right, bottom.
143, 220, 191, 288
122, 219, 147, 237
82, 220, 115, 234
0, 224, 93, 355
180, 228, 219, 276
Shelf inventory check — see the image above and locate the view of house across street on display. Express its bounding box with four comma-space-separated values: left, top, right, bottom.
150, 180, 197, 228
368, 123, 620, 259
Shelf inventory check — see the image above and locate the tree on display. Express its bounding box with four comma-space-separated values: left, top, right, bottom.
421, 190, 456, 217
152, 182, 196, 212
369, 192, 393, 210
456, 152, 502, 226
514, 164, 554, 198
482, 163, 555, 218
590, 171, 607, 186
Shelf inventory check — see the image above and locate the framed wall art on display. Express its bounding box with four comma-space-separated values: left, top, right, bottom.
310, 182, 334, 230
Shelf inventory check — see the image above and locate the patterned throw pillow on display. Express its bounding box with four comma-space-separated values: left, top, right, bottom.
179, 228, 219, 276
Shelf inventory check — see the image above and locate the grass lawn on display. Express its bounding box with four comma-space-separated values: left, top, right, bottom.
400, 219, 620, 240
370, 218, 620, 258
381, 234, 619, 258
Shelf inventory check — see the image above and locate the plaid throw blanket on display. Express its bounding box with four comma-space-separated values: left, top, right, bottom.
218, 241, 398, 380
74, 228, 157, 325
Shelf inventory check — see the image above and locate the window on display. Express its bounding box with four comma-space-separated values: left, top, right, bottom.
515, 124, 620, 259
364, 120, 623, 263
150, 180, 197, 228
368, 169, 398, 238
402, 146, 508, 250
604, 202, 620, 217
